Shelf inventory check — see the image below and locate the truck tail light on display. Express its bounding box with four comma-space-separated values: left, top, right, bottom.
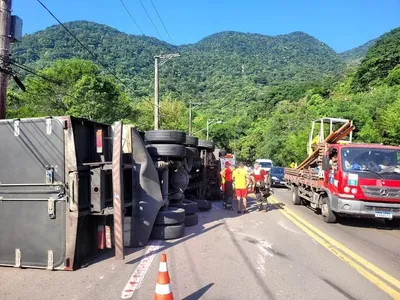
96, 128, 103, 153
351, 188, 358, 194
97, 225, 105, 250
344, 186, 350, 193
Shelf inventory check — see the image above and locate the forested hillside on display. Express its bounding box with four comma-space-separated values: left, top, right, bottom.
339, 39, 377, 63
7, 21, 399, 166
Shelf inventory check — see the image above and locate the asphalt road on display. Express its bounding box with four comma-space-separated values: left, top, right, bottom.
1, 188, 399, 300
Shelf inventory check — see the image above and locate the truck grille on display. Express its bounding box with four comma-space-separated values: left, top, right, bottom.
361, 186, 400, 199
364, 206, 400, 213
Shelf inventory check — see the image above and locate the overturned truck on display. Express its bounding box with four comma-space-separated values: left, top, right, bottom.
0, 117, 220, 270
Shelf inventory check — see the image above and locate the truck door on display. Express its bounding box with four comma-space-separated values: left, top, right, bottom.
325, 147, 340, 195
0, 118, 66, 269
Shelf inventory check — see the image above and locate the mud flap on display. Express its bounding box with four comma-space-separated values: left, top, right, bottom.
127, 128, 163, 247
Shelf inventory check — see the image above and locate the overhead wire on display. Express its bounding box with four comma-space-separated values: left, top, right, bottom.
137, 0, 163, 40
36, 0, 170, 116
148, 0, 174, 44
119, 0, 145, 35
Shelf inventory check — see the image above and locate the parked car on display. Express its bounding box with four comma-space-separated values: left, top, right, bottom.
270, 167, 286, 187
255, 159, 273, 171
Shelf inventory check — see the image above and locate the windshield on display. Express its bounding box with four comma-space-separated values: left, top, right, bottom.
259, 162, 272, 168
341, 147, 400, 176
272, 167, 284, 175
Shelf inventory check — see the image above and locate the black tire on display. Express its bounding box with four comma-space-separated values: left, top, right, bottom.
186, 147, 199, 158
384, 219, 400, 227
145, 130, 186, 144
198, 140, 215, 151
150, 223, 185, 240
184, 157, 194, 173
193, 199, 212, 210
185, 136, 199, 147
292, 186, 301, 205
184, 213, 199, 227
169, 200, 198, 214
154, 207, 185, 225
321, 196, 336, 223
146, 144, 186, 157
219, 149, 228, 157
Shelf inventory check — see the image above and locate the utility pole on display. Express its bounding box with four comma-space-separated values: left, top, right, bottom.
154, 56, 159, 130
0, 0, 12, 119
153, 53, 180, 130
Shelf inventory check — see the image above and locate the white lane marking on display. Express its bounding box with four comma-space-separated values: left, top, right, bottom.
120, 240, 163, 299
277, 220, 304, 235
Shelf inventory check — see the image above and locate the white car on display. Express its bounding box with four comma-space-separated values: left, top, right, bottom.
255, 159, 273, 172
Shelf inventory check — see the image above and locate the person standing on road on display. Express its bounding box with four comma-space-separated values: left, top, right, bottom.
221, 161, 234, 209
232, 162, 250, 214
251, 163, 271, 211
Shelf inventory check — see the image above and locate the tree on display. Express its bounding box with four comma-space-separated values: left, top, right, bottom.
133, 96, 188, 131
7, 59, 136, 124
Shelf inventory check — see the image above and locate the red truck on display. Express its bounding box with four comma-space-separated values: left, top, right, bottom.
285, 118, 400, 225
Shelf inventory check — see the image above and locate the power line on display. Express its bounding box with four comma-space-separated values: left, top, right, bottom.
119, 0, 145, 35
35, 0, 168, 114
137, 0, 163, 40
148, 0, 174, 44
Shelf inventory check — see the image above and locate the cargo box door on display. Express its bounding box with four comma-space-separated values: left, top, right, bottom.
0, 118, 66, 269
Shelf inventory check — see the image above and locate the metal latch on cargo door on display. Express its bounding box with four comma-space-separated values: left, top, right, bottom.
14, 120, 20, 137
48, 198, 56, 219
46, 118, 52, 135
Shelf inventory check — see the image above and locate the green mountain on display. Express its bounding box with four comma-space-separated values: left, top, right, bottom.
8, 21, 400, 165
351, 27, 400, 92
11, 21, 344, 102
339, 39, 377, 63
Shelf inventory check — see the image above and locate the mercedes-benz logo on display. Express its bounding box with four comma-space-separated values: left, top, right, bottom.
379, 189, 389, 197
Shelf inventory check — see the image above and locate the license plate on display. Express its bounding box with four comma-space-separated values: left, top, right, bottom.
375, 211, 393, 219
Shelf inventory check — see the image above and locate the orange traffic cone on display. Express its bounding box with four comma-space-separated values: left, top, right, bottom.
154, 253, 174, 300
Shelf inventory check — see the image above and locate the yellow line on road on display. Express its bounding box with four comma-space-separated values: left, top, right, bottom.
270, 197, 400, 300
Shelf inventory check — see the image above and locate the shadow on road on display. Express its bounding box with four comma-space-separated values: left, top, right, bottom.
336, 217, 400, 231
84, 194, 278, 268
182, 283, 214, 300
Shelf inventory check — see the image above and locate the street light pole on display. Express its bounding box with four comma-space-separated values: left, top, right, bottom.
192, 119, 223, 137
189, 101, 192, 135
188, 100, 202, 136
206, 119, 210, 141
154, 53, 180, 130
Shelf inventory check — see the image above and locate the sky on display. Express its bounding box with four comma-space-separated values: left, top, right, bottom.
13, 0, 400, 52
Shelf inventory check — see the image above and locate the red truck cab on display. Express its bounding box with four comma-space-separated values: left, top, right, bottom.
322, 144, 400, 222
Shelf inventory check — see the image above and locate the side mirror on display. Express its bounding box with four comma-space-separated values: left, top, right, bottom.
322, 155, 330, 171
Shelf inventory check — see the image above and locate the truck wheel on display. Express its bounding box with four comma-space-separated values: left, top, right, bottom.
184, 213, 199, 227
169, 200, 199, 214
154, 207, 185, 225
321, 196, 336, 223
186, 146, 199, 158
193, 199, 212, 210
146, 144, 186, 157
198, 140, 215, 151
145, 130, 186, 144
292, 186, 301, 205
184, 136, 199, 147
150, 223, 185, 240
